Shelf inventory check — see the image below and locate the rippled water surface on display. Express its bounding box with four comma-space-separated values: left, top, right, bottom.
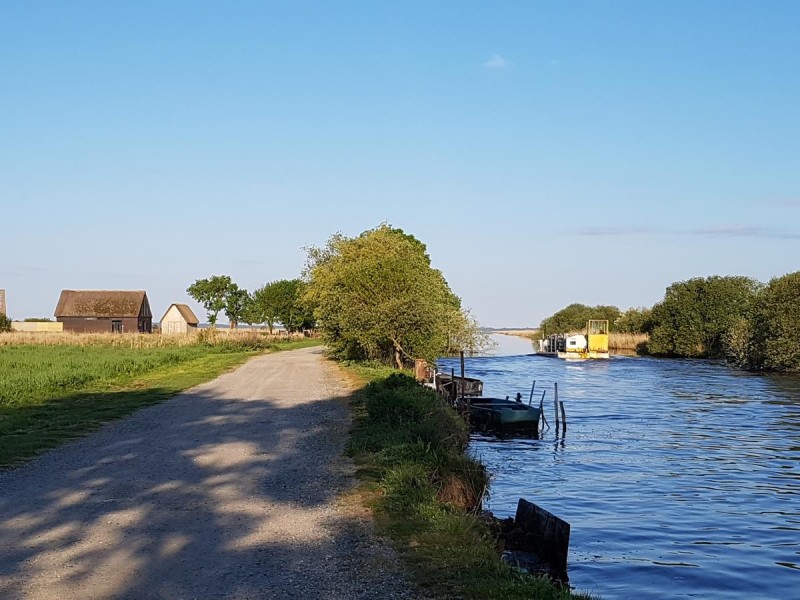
438, 335, 800, 600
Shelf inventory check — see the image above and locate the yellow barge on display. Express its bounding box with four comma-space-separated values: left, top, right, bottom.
536, 319, 610, 360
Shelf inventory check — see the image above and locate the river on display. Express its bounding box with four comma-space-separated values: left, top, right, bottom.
438, 334, 800, 599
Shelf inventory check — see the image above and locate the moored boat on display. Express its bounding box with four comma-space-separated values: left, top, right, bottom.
463, 396, 541, 435
536, 319, 610, 360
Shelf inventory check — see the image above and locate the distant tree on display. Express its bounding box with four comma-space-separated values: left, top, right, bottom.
224, 286, 250, 329
614, 307, 654, 334
250, 282, 282, 333
275, 279, 316, 333
0, 314, 11, 333
648, 276, 761, 358
540, 303, 621, 335
187, 275, 236, 327
748, 271, 800, 372
304, 224, 489, 367
23, 317, 54, 322
248, 279, 314, 333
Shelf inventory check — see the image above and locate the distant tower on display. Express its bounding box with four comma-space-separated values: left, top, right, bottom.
0, 289, 5, 316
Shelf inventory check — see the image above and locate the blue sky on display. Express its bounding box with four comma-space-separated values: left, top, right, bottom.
1, 1, 798, 326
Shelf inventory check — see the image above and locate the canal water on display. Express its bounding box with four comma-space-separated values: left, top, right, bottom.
438, 335, 800, 600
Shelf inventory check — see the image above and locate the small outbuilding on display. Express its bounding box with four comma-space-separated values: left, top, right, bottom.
160, 303, 200, 335
55, 290, 152, 333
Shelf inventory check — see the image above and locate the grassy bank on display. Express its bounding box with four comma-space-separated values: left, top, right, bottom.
0, 336, 321, 466
343, 364, 591, 599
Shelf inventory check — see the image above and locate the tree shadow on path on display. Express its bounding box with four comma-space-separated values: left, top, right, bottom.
0, 381, 415, 599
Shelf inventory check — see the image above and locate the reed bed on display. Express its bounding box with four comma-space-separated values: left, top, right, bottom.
0, 329, 310, 349
608, 332, 648, 352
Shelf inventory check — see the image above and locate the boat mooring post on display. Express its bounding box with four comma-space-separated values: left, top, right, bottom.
554, 382, 560, 430
560, 401, 567, 433
459, 351, 469, 416
539, 389, 549, 429
528, 380, 536, 406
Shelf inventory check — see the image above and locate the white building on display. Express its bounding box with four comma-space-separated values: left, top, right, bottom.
159, 303, 199, 335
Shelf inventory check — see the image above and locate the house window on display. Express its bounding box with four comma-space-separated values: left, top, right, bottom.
112, 320, 123, 333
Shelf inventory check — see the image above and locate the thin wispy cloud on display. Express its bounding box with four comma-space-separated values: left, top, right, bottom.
580, 226, 659, 236
484, 54, 510, 69
692, 226, 800, 240
577, 225, 800, 240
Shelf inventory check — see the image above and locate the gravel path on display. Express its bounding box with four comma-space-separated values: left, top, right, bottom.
0, 347, 419, 599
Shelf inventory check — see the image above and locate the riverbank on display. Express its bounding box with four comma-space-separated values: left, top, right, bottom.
341, 362, 591, 599
0, 337, 321, 466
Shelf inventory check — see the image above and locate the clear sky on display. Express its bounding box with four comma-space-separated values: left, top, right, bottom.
1, 1, 798, 326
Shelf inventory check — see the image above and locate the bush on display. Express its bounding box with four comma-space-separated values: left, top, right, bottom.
0, 314, 11, 333
648, 276, 761, 358
749, 271, 800, 372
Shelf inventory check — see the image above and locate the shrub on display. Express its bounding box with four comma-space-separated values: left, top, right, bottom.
0, 314, 11, 333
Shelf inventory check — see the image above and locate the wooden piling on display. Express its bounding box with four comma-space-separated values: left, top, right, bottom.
414, 358, 428, 382
559, 401, 567, 432
539, 390, 548, 429
554, 382, 559, 429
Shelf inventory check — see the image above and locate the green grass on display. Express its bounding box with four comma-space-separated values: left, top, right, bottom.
0, 338, 320, 467
342, 364, 594, 600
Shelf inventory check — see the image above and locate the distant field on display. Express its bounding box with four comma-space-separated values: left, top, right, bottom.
0, 335, 321, 466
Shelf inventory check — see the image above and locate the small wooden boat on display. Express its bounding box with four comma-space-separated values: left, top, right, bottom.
434, 372, 484, 398
463, 397, 541, 434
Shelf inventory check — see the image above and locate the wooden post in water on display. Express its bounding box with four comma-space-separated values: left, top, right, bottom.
460, 351, 469, 416
554, 382, 560, 430
459, 351, 466, 397
560, 401, 567, 433
539, 390, 548, 429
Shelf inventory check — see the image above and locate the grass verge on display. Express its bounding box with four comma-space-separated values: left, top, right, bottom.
342, 363, 592, 600
0, 338, 321, 467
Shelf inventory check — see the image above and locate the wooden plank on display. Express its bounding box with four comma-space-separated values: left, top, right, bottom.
514, 498, 570, 577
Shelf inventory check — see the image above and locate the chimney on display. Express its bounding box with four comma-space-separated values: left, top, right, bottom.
0, 289, 5, 317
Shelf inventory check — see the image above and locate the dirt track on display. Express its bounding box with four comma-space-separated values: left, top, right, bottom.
0, 347, 416, 599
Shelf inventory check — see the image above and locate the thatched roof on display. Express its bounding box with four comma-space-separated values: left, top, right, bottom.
55, 290, 151, 318
160, 303, 199, 325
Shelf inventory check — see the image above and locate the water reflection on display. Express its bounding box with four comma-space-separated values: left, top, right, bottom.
438, 336, 800, 600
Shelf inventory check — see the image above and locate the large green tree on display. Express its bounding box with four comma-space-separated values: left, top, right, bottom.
648, 276, 761, 358
304, 224, 487, 367
186, 275, 236, 327
748, 271, 800, 371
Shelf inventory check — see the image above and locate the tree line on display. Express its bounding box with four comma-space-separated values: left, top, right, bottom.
188, 224, 488, 366
187, 276, 314, 333
538, 271, 800, 372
